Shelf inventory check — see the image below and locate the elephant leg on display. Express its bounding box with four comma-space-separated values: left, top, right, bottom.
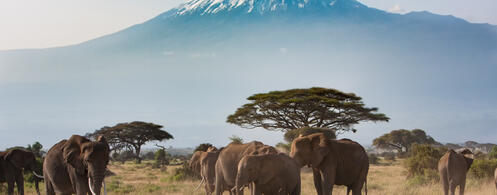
7, 180, 15, 195
320, 170, 334, 195
313, 168, 323, 195
440, 171, 449, 195
459, 181, 466, 195
15, 174, 24, 195
45, 179, 56, 195
214, 172, 224, 195
449, 182, 457, 195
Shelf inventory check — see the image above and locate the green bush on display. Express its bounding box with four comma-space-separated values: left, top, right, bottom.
383, 152, 396, 161
167, 163, 200, 182
368, 153, 379, 165
488, 146, 497, 159
404, 144, 446, 179
469, 158, 497, 178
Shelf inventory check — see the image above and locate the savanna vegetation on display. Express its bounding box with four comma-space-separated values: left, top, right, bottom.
1, 87, 496, 194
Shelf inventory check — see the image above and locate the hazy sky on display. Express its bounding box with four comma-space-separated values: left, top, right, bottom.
0, 0, 496, 50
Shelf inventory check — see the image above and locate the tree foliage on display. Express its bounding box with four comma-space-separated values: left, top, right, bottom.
194, 143, 215, 152
284, 127, 336, 143
88, 121, 173, 163
373, 129, 438, 154
227, 87, 389, 135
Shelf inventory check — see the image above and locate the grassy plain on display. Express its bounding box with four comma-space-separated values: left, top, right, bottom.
15, 159, 497, 194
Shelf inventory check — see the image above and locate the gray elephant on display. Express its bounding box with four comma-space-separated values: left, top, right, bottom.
438, 149, 474, 195
189, 146, 218, 176
290, 133, 369, 195
44, 135, 110, 195
194, 150, 221, 194
215, 141, 278, 195
0, 149, 44, 195
234, 153, 301, 195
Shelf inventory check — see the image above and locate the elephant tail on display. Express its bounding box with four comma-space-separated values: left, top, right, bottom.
292, 178, 301, 195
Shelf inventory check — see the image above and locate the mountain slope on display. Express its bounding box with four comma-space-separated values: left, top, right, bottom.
0, 0, 496, 149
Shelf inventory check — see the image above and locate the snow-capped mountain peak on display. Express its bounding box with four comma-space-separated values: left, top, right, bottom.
176, 0, 365, 15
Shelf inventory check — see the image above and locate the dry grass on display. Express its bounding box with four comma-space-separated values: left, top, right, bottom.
14, 159, 497, 194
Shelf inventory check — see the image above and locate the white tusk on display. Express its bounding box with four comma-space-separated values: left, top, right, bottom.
103, 178, 107, 195
32, 171, 44, 179
88, 177, 97, 195
194, 177, 205, 191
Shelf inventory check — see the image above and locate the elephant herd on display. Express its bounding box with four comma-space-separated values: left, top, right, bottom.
0, 132, 494, 195
1, 135, 110, 195
189, 133, 370, 195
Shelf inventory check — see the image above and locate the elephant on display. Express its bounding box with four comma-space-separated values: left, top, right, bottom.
234, 153, 301, 195
290, 133, 369, 195
190, 146, 218, 176
194, 150, 221, 194
43, 135, 110, 195
215, 141, 278, 195
438, 149, 474, 195
0, 149, 44, 195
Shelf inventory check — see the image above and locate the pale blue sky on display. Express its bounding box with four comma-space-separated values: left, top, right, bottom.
0, 0, 496, 50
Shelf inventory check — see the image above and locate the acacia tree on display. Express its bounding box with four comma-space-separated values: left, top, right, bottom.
88, 121, 173, 163
227, 87, 389, 136
372, 129, 438, 154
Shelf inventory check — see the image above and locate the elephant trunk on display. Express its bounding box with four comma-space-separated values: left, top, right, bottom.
34, 176, 40, 195
89, 173, 105, 195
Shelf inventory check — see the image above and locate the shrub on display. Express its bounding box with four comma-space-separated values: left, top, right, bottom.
469, 158, 497, 178
368, 153, 380, 165
167, 163, 200, 182
194, 143, 215, 152
154, 149, 169, 167
404, 144, 445, 179
488, 146, 497, 159
275, 142, 291, 153
229, 135, 243, 144
383, 152, 396, 161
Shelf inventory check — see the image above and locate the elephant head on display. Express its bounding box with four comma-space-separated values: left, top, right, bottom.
458, 148, 474, 170
4, 149, 43, 195
62, 135, 110, 195
290, 133, 329, 168
235, 155, 266, 195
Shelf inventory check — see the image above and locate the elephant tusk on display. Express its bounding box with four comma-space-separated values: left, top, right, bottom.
194, 177, 205, 191
88, 177, 97, 195
103, 178, 107, 195
32, 171, 44, 179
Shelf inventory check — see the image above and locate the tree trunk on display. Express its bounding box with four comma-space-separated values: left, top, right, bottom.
134, 145, 142, 164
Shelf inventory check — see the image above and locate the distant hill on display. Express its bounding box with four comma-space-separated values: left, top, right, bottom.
1, 0, 496, 148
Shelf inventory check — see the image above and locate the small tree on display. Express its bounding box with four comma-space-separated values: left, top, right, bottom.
227, 87, 389, 137
373, 129, 438, 154
26, 142, 44, 158
155, 149, 169, 166
88, 121, 173, 163
229, 135, 243, 144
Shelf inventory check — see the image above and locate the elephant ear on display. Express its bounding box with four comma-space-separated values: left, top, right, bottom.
4, 149, 29, 169
63, 135, 88, 175
459, 149, 474, 170
310, 134, 329, 168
